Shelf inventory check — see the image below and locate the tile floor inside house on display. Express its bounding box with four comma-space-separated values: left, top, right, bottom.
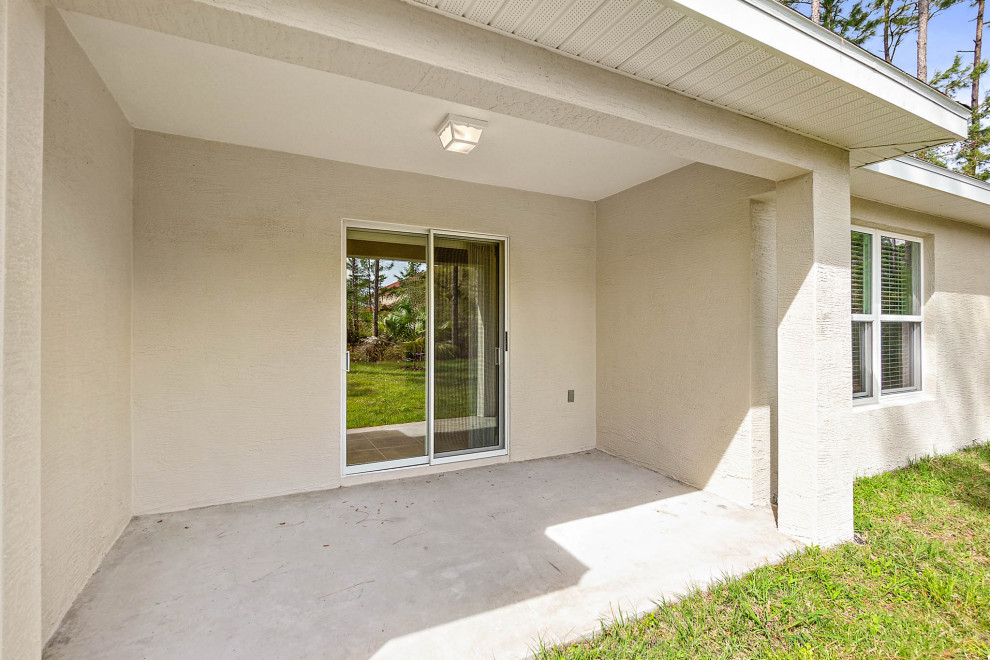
45, 451, 802, 660
346, 421, 427, 465
345, 417, 502, 465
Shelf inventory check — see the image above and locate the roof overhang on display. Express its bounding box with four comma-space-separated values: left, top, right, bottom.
405, 0, 969, 166
851, 158, 990, 228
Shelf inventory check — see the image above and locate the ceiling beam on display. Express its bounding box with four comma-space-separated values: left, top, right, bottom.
50, 0, 851, 180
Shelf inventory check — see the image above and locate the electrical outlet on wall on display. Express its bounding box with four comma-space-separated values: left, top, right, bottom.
567, 389, 575, 403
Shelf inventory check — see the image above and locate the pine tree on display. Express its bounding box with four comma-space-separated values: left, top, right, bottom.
369, 259, 394, 338
778, 0, 987, 178
919, 1, 964, 81
373, 260, 381, 338
917, 56, 970, 167
346, 258, 372, 343
836, 1, 884, 42
780, 0, 881, 43
398, 262, 422, 280
872, 0, 918, 62
971, 0, 985, 112
919, 0, 930, 80
960, 0, 989, 178
960, 88, 990, 179
917, 53, 989, 179
396, 261, 426, 311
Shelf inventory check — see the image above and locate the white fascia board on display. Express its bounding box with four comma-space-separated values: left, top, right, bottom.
865, 157, 990, 208
669, 0, 969, 140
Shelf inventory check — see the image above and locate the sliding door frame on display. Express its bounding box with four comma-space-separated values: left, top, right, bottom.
429, 228, 509, 466
340, 218, 509, 477
340, 219, 431, 477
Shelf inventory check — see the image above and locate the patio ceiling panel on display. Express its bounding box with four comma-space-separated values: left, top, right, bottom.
406, 0, 969, 166
58, 8, 698, 201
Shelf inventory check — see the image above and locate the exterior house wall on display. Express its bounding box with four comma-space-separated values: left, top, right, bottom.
848, 197, 990, 475
41, 9, 133, 641
132, 131, 597, 515
595, 163, 775, 507
1, 1, 46, 656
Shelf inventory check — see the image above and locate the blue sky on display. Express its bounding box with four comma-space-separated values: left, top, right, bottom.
788, 1, 983, 104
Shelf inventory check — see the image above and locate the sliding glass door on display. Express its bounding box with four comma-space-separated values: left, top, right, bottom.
431, 234, 504, 458
344, 228, 429, 471
343, 224, 505, 474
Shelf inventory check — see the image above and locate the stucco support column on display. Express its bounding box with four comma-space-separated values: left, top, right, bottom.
775, 165, 853, 546
750, 198, 776, 507
0, 0, 45, 656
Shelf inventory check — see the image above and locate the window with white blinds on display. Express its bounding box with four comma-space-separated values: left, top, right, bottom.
851, 227, 923, 402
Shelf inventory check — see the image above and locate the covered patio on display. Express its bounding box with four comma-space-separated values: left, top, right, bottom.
45, 451, 799, 660
1, 0, 971, 657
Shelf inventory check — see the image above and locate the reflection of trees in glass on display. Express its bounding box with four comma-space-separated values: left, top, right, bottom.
347, 258, 428, 362
383, 299, 424, 342
394, 261, 426, 311
346, 257, 394, 342
386, 263, 427, 362
346, 258, 371, 344
370, 259, 393, 338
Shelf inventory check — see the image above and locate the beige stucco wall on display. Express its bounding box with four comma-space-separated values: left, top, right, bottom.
132, 131, 596, 514
41, 9, 133, 641
1, 1, 46, 656
595, 163, 775, 506
848, 197, 990, 475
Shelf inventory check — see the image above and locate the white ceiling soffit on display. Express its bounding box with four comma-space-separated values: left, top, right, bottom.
62, 10, 691, 201
852, 158, 990, 228
404, 0, 969, 167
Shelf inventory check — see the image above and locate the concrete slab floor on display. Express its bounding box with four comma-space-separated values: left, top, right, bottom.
44, 450, 802, 660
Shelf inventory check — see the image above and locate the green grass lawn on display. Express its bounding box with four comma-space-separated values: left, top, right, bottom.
536, 444, 990, 659
346, 360, 478, 429
346, 361, 426, 429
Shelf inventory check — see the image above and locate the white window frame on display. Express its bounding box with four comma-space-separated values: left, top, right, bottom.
852, 226, 924, 405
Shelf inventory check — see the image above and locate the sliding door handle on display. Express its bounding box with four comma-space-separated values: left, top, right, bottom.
344, 351, 351, 373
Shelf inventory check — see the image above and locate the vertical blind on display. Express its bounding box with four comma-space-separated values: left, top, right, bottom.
433, 237, 501, 454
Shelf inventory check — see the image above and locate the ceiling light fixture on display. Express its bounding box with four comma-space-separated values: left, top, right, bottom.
436, 114, 487, 154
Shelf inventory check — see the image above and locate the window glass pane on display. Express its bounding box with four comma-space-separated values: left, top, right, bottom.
852, 321, 872, 398
851, 231, 872, 315
344, 228, 428, 468
881, 322, 920, 393
881, 236, 921, 315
